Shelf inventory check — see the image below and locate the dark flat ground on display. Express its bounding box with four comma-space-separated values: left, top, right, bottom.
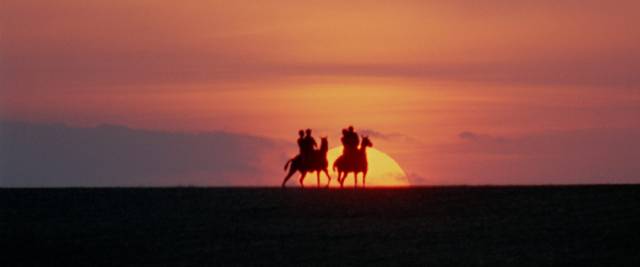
2, 186, 640, 266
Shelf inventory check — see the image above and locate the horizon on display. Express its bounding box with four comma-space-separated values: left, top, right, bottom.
3, 184, 639, 189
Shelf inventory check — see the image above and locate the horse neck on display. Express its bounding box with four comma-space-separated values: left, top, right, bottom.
359, 144, 368, 153
320, 140, 328, 152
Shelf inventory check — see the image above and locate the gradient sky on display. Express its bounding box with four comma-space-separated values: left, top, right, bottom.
1, 1, 639, 185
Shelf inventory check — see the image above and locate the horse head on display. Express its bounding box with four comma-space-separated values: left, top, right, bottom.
320, 136, 329, 152
361, 136, 373, 149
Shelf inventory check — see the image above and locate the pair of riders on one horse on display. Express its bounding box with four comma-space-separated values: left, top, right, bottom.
297, 129, 318, 165
341, 126, 359, 158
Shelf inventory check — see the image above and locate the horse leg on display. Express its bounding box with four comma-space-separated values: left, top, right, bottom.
354, 172, 358, 189
362, 171, 367, 188
316, 171, 321, 188
339, 172, 345, 188
323, 169, 331, 188
282, 168, 297, 188
298, 172, 307, 188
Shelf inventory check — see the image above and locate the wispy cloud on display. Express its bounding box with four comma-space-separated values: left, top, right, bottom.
359, 129, 424, 145
2, 0, 639, 93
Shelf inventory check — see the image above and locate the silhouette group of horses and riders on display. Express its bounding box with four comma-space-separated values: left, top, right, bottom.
282, 126, 373, 189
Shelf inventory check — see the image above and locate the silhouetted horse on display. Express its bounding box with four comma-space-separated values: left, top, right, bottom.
282, 137, 331, 188
333, 136, 372, 188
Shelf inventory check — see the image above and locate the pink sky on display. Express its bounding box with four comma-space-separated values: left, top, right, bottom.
1, 1, 639, 185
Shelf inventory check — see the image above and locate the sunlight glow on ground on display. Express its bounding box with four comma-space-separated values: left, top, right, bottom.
322, 146, 410, 187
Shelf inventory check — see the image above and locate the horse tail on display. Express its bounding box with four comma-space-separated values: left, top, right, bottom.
284, 159, 293, 171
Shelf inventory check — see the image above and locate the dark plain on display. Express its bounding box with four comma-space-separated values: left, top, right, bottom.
2, 186, 640, 266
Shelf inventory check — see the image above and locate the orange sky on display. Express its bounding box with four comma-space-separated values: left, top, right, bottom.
1, 1, 639, 185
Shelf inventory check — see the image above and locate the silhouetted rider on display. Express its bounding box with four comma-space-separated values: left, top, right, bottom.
341, 128, 348, 148
300, 128, 317, 165
347, 126, 359, 148
296, 129, 305, 155
342, 125, 359, 157
340, 126, 360, 165
303, 129, 317, 153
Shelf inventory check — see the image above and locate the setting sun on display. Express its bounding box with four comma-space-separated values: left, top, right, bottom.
327, 146, 410, 187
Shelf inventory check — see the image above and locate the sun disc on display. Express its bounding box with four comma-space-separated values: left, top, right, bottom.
325, 146, 410, 187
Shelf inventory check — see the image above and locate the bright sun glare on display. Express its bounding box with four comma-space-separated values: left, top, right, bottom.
323, 146, 410, 187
